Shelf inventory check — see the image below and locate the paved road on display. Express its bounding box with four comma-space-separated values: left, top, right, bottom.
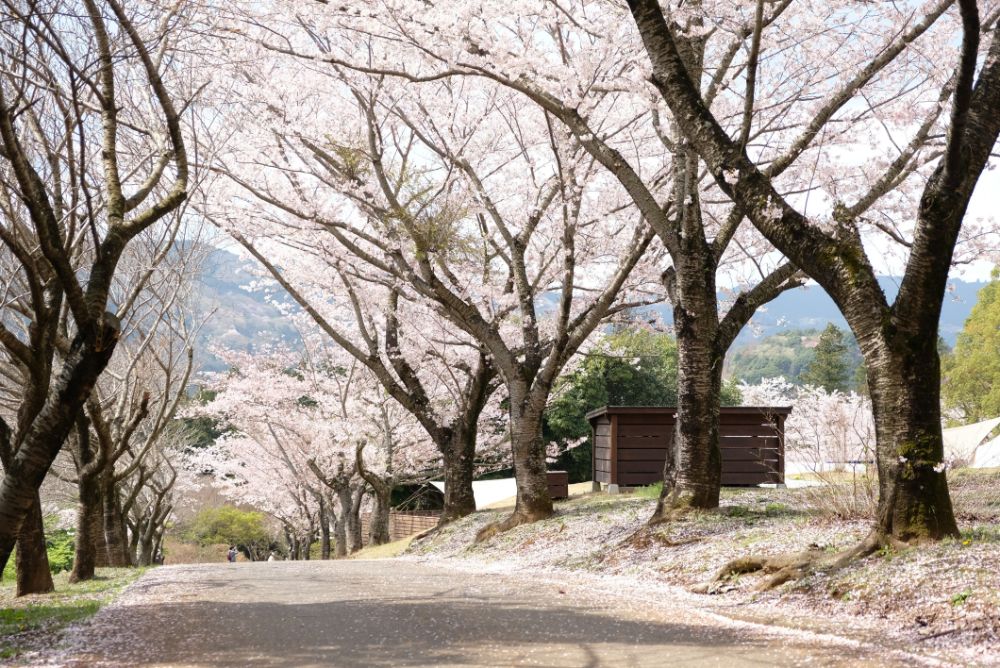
46, 560, 916, 667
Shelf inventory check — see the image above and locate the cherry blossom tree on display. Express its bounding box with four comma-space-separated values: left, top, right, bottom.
740, 378, 876, 471
67, 240, 201, 581
122, 424, 194, 567
207, 25, 661, 534
289, 0, 992, 530
226, 238, 503, 526
0, 0, 193, 584
219, 1, 784, 526
292, 0, 1000, 548
193, 333, 440, 554
621, 0, 1000, 555
199, 118, 504, 523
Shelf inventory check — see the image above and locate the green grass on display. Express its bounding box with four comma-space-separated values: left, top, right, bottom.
634, 482, 663, 499
0, 567, 144, 659
349, 535, 417, 560
950, 589, 973, 606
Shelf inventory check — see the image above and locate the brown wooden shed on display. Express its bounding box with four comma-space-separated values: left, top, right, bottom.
586, 406, 792, 488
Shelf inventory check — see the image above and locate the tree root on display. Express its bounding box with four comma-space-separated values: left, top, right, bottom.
409, 524, 444, 545
692, 532, 893, 594
620, 525, 704, 550
647, 504, 698, 527
474, 508, 553, 544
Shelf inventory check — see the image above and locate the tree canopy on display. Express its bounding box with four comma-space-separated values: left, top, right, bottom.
943, 270, 1000, 422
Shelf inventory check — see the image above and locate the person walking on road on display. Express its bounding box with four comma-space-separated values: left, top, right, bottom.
227, 546, 237, 563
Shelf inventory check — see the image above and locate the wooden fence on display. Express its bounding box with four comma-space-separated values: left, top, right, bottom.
360, 510, 441, 544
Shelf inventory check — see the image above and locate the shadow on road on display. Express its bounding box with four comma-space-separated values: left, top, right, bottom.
55, 562, 876, 667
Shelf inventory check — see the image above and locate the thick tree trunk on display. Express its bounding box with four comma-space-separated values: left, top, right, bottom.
302, 527, 314, 560
69, 476, 102, 583
0, 319, 120, 575
475, 394, 552, 542
137, 512, 159, 566
335, 488, 356, 552
91, 483, 113, 568
651, 109, 725, 517
623, 0, 1000, 548
348, 487, 364, 553
866, 340, 959, 540
100, 478, 130, 567
127, 518, 142, 564
653, 260, 723, 518
138, 535, 154, 566
16, 493, 53, 596
318, 499, 331, 560
506, 388, 552, 524
439, 427, 477, 523
152, 529, 164, 564
368, 489, 391, 546
333, 513, 347, 558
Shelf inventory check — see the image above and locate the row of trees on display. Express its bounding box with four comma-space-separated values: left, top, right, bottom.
0, 0, 209, 593
186, 326, 491, 556
207, 0, 999, 553
1, 0, 998, 589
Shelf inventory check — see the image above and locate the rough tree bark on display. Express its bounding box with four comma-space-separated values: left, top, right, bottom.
493, 383, 553, 535
308, 458, 365, 553
356, 441, 392, 546
348, 486, 365, 552
318, 496, 331, 560
332, 505, 347, 559
100, 477, 131, 567
439, 425, 478, 523
69, 458, 101, 584
624, 0, 1000, 544
0, 319, 121, 575
15, 494, 53, 596
0, 0, 189, 574
71, 415, 107, 581
1, 422, 53, 595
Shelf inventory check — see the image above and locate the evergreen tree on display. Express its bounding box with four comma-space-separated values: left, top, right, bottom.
801, 323, 850, 392
943, 271, 1000, 422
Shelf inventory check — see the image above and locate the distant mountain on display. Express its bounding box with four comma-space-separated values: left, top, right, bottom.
650, 276, 984, 350
189, 248, 988, 376
191, 249, 301, 372
732, 277, 983, 347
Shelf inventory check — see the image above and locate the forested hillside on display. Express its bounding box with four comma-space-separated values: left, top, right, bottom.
725, 327, 864, 387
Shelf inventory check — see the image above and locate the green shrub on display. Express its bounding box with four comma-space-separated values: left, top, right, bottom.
45, 530, 75, 574
183, 506, 274, 560
0, 528, 76, 582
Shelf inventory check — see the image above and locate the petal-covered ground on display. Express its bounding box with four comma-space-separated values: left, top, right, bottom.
406, 473, 1000, 666
31, 560, 927, 667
